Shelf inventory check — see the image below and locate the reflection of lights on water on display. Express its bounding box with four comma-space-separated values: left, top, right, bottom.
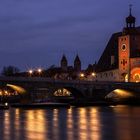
53, 109, 59, 140
15, 109, 20, 117
14, 109, 20, 139
53, 109, 58, 122
4, 111, 10, 140
78, 108, 88, 140
67, 108, 73, 128
89, 108, 101, 140
111, 106, 133, 140
67, 108, 74, 140
77, 108, 101, 140
25, 110, 46, 140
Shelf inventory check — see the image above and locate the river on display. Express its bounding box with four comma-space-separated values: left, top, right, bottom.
0, 105, 140, 140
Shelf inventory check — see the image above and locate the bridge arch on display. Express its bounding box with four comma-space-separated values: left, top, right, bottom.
105, 88, 136, 101
53, 86, 84, 98
0, 83, 27, 103
6, 84, 26, 94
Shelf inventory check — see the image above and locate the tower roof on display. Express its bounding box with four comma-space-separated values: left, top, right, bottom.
126, 4, 136, 24
74, 55, 81, 62
61, 54, 67, 62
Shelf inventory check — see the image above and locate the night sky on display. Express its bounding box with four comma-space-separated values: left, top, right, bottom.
0, 0, 140, 71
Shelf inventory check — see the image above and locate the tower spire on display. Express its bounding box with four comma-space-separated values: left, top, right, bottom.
125, 4, 136, 29
129, 4, 132, 15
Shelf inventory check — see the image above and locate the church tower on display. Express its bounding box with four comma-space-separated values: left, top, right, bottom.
74, 55, 81, 72
118, 5, 140, 82
61, 54, 68, 71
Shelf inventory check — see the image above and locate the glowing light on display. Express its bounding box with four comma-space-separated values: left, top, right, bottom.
4, 90, 8, 94
105, 89, 134, 99
125, 74, 128, 82
91, 72, 96, 77
25, 110, 46, 140
133, 73, 140, 82
80, 73, 85, 77
5, 102, 8, 106
7, 84, 26, 94
131, 67, 140, 82
54, 88, 71, 96
29, 69, 33, 75
37, 68, 42, 73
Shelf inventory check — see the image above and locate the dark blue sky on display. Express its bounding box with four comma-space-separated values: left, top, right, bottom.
0, 0, 140, 71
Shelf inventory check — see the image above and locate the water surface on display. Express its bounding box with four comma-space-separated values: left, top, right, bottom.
0, 105, 140, 140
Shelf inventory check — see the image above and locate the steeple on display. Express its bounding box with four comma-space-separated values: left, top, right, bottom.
74, 54, 81, 72
61, 54, 67, 71
126, 4, 136, 28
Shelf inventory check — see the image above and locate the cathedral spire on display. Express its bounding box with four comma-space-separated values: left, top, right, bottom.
74, 54, 81, 72
61, 54, 68, 71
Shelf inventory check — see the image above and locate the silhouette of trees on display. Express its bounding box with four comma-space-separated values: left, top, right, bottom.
1, 66, 20, 76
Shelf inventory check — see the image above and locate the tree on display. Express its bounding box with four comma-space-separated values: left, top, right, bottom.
1, 66, 20, 76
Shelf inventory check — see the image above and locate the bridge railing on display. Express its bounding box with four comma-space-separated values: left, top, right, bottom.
0, 76, 140, 87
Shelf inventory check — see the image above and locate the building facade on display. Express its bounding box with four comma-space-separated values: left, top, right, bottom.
96, 7, 140, 82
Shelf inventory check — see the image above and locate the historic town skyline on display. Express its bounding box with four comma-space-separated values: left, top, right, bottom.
0, 0, 140, 71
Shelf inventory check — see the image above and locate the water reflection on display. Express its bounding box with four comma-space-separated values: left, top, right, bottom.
77, 108, 100, 140
113, 105, 140, 140
25, 110, 46, 140
0, 106, 140, 140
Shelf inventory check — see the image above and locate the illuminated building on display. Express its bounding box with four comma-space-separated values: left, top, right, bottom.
96, 6, 140, 82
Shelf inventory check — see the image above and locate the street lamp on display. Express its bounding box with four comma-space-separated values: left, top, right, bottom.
28, 69, 33, 77
37, 68, 42, 76
79, 73, 85, 80
91, 72, 96, 81
80, 73, 85, 77
91, 72, 96, 77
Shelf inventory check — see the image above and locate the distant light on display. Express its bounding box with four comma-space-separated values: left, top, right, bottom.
37, 68, 42, 73
4, 90, 8, 94
29, 70, 33, 74
5, 102, 8, 106
80, 73, 85, 77
91, 72, 96, 76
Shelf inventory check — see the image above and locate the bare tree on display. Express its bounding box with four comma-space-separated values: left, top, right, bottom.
1, 65, 20, 76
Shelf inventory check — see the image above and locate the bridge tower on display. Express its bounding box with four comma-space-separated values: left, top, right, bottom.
118, 5, 140, 82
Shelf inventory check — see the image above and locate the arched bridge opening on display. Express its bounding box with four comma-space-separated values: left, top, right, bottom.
0, 83, 27, 103
105, 88, 140, 103
51, 86, 85, 102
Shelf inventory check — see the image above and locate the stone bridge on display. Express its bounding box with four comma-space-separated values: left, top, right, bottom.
0, 76, 140, 101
